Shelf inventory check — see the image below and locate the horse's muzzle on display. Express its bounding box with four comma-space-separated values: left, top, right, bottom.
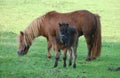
17, 51, 24, 56
17, 45, 30, 56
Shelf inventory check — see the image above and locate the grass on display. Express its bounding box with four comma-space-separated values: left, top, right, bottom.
0, 0, 120, 78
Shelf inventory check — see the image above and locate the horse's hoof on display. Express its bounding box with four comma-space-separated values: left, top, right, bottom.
91, 57, 96, 60
86, 58, 91, 61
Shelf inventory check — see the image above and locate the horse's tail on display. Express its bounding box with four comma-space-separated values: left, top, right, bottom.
91, 14, 101, 58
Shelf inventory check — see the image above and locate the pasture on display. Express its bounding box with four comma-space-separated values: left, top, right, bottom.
0, 0, 120, 78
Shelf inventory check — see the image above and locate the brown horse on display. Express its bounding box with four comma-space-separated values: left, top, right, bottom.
17, 10, 101, 62
55, 22, 78, 68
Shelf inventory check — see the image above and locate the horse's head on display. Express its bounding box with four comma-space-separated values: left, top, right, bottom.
17, 31, 30, 56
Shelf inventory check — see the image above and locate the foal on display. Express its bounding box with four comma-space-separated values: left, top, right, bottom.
55, 23, 78, 68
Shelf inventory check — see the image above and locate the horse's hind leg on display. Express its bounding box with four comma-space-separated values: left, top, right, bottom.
47, 40, 52, 58
63, 49, 67, 67
85, 35, 93, 61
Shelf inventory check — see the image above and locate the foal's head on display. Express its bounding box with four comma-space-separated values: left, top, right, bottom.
17, 31, 30, 55
58, 23, 70, 46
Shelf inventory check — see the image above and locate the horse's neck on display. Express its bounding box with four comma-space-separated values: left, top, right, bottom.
24, 22, 41, 44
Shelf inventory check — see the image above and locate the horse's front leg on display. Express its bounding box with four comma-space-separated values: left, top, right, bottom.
51, 39, 60, 68
47, 40, 52, 58
54, 48, 60, 68
85, 35, 93, 61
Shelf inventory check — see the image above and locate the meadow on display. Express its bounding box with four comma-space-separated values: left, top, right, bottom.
0, 0, 120, 78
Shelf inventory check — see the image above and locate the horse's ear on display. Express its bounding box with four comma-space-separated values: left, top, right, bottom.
20, 31, 24, 36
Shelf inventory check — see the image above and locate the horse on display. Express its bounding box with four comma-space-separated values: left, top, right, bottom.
55, 22, 78, 68
17, 10, 101, 63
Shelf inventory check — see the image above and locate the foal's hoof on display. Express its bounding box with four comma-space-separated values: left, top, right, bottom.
86, 58, 91, 61
73, 64, 76, 68
69, 62, 72, 66
47, 55, 52, 58
54, 63, 58, 68
63, 64, 66, 68
54, 65, 57, 68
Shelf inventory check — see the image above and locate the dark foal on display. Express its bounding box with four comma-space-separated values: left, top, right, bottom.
55, 23, 78, 68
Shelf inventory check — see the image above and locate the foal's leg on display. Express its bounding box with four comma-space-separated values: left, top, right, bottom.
51, 38, 60, 68
53, 46, 60, 68
63, 49, 67, 67
68, 48, 72, 66
47, 40, 52, 58
72, 35, 78, 68
85, 35, 93, 61
73, 46, 77, 68
49, 37, 60, 67
54, 50, 60, 68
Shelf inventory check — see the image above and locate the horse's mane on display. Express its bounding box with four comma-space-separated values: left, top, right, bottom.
22, 16, 45, 45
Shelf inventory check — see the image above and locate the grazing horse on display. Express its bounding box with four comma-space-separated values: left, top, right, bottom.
17, 10, 101, 63
55, 22, 78, 68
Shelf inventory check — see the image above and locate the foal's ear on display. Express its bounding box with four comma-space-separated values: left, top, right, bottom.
20, 31, 24, 36
66, 23, 69, 26
59, 23, 62, 26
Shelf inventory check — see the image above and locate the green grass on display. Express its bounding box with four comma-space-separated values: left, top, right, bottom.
0, 0, 120, 78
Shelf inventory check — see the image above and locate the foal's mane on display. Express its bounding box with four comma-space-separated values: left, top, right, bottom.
22, 16, 45, 45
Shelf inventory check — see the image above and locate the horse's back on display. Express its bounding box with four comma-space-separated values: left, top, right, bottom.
69, 10, 97, 35
44, 10, 98, 37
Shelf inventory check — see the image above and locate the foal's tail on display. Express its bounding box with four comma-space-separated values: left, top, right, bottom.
92, 14, 101, 58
